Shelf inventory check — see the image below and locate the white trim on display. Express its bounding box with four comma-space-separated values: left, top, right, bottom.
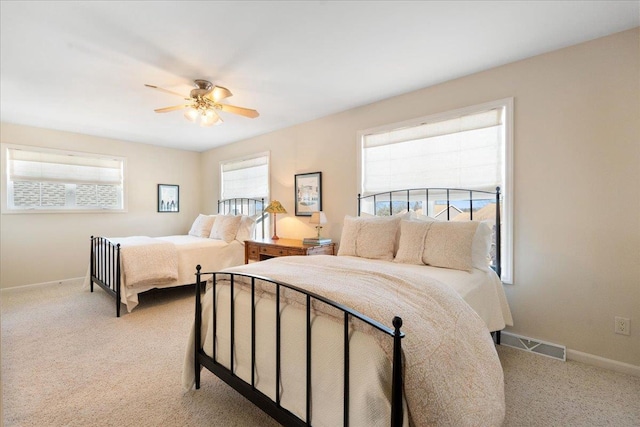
502, 98, 514, 284
567, 349, 640, 377
501, 331, 639, 377
0, 276, 85, 293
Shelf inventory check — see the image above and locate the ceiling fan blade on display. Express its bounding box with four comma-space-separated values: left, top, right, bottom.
145, 84, 190, 99
218, 104, 260, 118
154, 104, 191, 113
210, 86, 232, 102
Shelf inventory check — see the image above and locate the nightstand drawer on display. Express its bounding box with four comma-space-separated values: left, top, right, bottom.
260, 246, 290, 257
247, 246, 260, 260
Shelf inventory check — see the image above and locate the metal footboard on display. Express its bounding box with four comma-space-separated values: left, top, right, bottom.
89, 236, 122, 317
193, 266, 405, 427
89, 197, 267, 317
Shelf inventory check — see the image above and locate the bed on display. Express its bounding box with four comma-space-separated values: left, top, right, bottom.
88, 197, 265, 316
183, 188, 513, 426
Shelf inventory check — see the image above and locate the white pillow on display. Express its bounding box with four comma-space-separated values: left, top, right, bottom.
336, 216, 359, 256
337, 215, 402, 261
209, 215, 242, 243
471, 221, 493, 269
235, 214, 259, 242
188, 214, 216, 238
422, 221, 479, 272
393, 220, 433, 265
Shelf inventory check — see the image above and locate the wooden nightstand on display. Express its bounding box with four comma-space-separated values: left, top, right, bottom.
245, 238, 336, 264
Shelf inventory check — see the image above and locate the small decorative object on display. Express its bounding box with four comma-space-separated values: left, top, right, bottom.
303, 211, 331, 245
310, 211, 327, 238
158, 184, 179, 212
264, 200, 287, 240
295, 172, 322, 216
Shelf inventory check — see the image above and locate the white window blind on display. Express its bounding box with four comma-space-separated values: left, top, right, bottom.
362, 108, 504, 194
221, 153, 269, 200
9, 149, 122, 184
359, 99, 513, 283
6, 146, 125, 211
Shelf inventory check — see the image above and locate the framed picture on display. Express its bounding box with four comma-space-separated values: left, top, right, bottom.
158, 184, 179, 212
294, 172, 322, 216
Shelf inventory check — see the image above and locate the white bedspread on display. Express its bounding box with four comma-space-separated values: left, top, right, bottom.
86, 235, 245, 313
156, 235, 244, 286
108, 236, 178, 288
183, 255, 508, 426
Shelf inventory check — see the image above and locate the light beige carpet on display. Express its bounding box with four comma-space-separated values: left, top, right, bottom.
1, 281, 639, 426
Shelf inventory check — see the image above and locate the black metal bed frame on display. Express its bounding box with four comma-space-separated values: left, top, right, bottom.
191, 187, 503, 425
193, 268, 405, 427
89, 197, 266, 317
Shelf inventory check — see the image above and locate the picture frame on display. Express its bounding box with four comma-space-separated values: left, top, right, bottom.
294, 172, 322, 216
157, 184, 179, 212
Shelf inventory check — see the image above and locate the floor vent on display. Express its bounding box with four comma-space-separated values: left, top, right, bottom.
501, 332, 566, 361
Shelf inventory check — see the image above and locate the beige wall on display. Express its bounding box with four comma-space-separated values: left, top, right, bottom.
0, 124, 202, 288
201, 29, 640, 367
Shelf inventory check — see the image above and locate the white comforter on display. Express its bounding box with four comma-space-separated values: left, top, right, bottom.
108, 236, 179, 288
183, 255, 510, 426
85, 235, 245, 312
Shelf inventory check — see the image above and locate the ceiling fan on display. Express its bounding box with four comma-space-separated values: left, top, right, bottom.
145, 79, 259, 127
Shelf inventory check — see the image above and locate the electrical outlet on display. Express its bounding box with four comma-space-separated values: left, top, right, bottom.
614, 317, 630, 335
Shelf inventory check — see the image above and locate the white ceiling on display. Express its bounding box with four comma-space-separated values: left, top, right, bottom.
1, 1, 638, 152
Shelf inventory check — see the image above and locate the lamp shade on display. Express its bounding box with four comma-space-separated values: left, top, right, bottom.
265, 200, 287, 214
309, 211, 327, 225
184, 108, 199, 122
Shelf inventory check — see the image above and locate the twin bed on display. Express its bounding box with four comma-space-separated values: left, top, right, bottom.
88, 197, 265, 316
182, 188, 513, 426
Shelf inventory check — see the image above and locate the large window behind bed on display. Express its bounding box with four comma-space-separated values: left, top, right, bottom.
358, 98, 513, 283
220, 152, 270, 203
5, 145, 125, 212
220, 152, 270, 234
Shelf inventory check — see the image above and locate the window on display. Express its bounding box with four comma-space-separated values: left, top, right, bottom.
220, 152, 270, 238
220, 152, 270, 201
358, 98, 514, 283
220, 151, 270, 210
6, 145, 125, 212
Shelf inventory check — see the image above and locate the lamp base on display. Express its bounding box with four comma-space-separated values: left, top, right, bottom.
271, 212, 280, 240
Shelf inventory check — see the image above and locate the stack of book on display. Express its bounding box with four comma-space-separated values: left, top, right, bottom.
303, 237, 332, 245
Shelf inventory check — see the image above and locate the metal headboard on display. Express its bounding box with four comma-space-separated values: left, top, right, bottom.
217, 197, 266, 240
357, 187, 502, 277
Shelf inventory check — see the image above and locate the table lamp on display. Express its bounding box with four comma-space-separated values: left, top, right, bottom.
309, 211, 328, 239
264, 200, 287, 240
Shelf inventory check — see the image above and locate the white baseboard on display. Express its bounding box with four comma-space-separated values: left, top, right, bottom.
1, 277, 85, 293
567, 349, 640, 377
501, 331, 639, 377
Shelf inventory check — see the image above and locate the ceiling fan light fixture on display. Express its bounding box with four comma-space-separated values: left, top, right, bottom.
146, 79, 258, 127
199, 109, 222, 127
200, 111, 215, 127
184, 108, 199, 123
